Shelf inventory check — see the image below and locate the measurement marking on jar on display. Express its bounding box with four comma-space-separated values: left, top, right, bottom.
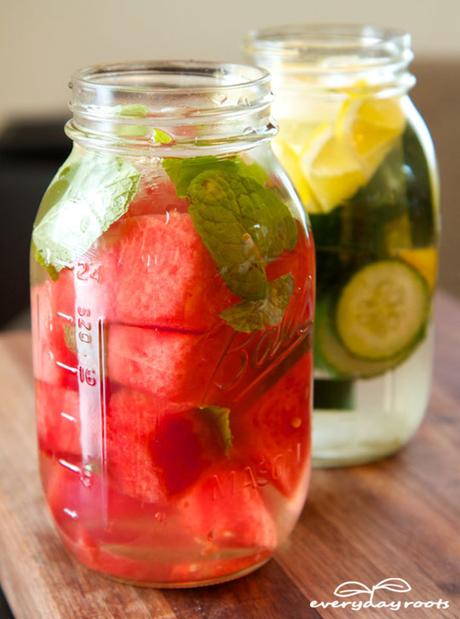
58, 459, 81, 474
77, 306, 93, 345
76, 262, 102, 282
35, 291, 40, 343
78, 366, 97, 386
75, 307, 98, 386
98, 317, 108, 473
63, 508, 78, 519
73, 277, 108, 524
60, 411, 77, 423
56, 361, 78, 374
56, 311, 74, 322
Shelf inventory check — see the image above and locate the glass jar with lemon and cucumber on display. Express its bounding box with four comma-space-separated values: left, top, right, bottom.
246, 25, 440, 466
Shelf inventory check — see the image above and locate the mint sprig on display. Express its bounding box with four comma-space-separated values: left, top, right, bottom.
32, 149, 140, 277
115, 104, 150, 118
163, 155, 298, 332
220, 274, 294, 333
163, 157, 237, 196
199, 405, 232, 452
153, 128, 174, 145
115, 104, 150, 137
188, 170, 268, 300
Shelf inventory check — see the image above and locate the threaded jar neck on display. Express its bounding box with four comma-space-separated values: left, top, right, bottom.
66, 61, 276, 155
245, 24, 415, 98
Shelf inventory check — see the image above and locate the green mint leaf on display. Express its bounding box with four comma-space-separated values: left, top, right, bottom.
163, 156, 269, 196
235, 159, 269, 185
163, 156, 238, 197
114, 105, 150, 137
163, 154, 299, 332
153, 128, 174, 144
187, 168, 297, 299
199, 405, 232, 452
116, 124, 149, 137
262, 186, 298, 255
32, 150, 140, 275
164, 157, 297, 260
115, 104, 149, 118
188, 170, 268, 300
226, 174, 297, 259
31, 242, 59, 280
220, 273, 294, 332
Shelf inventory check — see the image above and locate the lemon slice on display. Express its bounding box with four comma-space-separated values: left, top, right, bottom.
275, 83, 407, 214
273, 138, 320, 212
299, 124, 366, 213
336, 96, 406, 178
395, 247, 438, 289
276, 118, 313, 152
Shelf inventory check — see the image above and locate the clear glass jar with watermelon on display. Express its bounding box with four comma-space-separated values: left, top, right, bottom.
30, 62, 315, 586
246, 25, 440, 466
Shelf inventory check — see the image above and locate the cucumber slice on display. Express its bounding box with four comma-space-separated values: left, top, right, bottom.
335, 259, 429, 361
315, 299, 413, 379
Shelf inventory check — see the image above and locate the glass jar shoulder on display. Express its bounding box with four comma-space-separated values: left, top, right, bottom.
30, 143, 315, 354
272, 92, 439, 260
30, 143, 313, 280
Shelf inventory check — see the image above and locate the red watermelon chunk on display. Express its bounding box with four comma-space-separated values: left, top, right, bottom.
106, 389, 166, 504
177, 465, 277, 565
107, 323, 231, 404
266, 222, 315, 336
231, 354, 312, 498
107, 210, 235, 331
52, 266, 76, 318
265, 221, 314, 291
126, 180, 188, 217
106, 388, 224, 504
35, 381, 81, 456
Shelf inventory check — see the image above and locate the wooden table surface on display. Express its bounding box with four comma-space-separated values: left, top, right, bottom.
0, 293, 459, 619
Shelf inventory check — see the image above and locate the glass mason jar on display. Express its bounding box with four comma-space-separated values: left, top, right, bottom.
30, 61, 315, 586
246, 25, 440, 467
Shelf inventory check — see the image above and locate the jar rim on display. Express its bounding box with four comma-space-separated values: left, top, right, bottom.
245, 24, 413, 71
245, 24, 415, 97
71, 60, 271, 96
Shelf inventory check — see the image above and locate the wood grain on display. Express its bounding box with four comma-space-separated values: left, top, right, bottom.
0, 293, 459, 618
